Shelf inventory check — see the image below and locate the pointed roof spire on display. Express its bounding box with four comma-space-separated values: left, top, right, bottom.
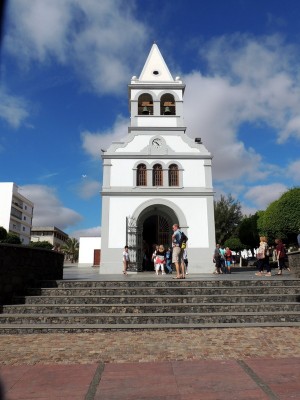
139, 43, 174, 82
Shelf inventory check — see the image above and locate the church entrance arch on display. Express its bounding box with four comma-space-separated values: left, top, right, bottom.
130, 199, 187, 271
136, 205, 176, 271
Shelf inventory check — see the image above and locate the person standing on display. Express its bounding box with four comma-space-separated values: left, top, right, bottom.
275, 238, 288, 275
213, 244, 222, 274
255, 237, 271, 277
172, 223, 185, 279
151, 244, 159, 271
225, 247, 232, 274
165, 247, 173, 274
182, 248, 188, 275
154, 244, 166, 275
219, 245, 226, 273
122, 246, 130, 275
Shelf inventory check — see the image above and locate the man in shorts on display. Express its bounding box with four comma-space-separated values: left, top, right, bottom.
172, 224, 185, 279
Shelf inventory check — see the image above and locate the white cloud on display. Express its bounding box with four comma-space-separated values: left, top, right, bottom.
0, 88, 30, 128
244, 183, 287, 209
5, 0, 148, 94
20, 184, 82, 229
81, 116, 129, 158
287, 160, 300, 183
76, 179, 102, 200
182, 34, 300, 183
70, 226, 101, 239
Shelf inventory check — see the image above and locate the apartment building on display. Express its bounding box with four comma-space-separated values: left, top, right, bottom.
0, 182, 34, 245
31, 226, 69, 247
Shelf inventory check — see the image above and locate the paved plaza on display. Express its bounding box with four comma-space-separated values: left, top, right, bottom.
0, 266, 299, 399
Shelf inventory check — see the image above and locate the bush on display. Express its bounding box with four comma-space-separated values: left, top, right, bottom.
2, 233, 21, 244
29, 241, 53, 250
0, 226, 7, 241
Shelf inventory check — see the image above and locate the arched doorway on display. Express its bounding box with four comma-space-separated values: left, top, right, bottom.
128, 199, 187, 272
140, 212, 173, 271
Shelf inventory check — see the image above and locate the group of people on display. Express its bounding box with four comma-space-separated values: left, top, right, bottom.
255, 237, 290, 277
151, 243, 188, 276
213, 244, 233, 274
122, 223, 188, 279
213, 237, 291, 277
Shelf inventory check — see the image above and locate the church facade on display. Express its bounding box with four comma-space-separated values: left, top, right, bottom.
100, 44, 216, 274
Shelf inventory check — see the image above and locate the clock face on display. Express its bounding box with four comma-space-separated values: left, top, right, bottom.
152, 138, 162, 148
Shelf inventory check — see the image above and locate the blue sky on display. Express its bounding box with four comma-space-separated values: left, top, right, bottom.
1, 0, 300, 238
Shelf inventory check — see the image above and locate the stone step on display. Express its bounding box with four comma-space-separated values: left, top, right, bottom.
1, 311, 300, 325
15, 293, 300, 304
26, 286, 300, 296
3, 302, 300, 314
2, 278, 299, 334
39, 279, 300, 288
2, 321, 300, 334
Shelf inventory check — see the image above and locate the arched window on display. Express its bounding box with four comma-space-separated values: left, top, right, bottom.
137, 164, 147, 186
160, 93, 176, 115
168, 164, 179, 186
138, 93, 153, 115
153, 164, 163, 186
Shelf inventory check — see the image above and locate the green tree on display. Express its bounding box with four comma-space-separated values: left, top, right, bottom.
238, 213, 260, 253
29, 241, 53, 250
2, 233, 22, 244
224, 237, 245, 266
61, 237, 79, 263
224, 237, 245, 253
258, 187, 300, 245
0, 226, 7, 241
214, 194, 243, 244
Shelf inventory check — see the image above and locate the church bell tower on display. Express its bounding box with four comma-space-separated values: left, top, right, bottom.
100, 44, 216, 274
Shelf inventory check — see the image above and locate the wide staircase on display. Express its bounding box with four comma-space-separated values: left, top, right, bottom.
1, 278, 300, 333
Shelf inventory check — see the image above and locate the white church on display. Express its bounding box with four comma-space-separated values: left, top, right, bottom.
95, 43, 216, 274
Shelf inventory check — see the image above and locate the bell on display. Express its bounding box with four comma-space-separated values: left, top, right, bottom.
164, 106, 171, 115
142, 106, 149, 115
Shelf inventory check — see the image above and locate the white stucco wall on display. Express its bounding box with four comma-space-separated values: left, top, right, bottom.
0, 183, 13, 230
78, 237, 101, 267
108, 196, 210, 248
110, 158, 206, 187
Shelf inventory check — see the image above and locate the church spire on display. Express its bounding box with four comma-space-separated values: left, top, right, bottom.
138, 43, 174, 82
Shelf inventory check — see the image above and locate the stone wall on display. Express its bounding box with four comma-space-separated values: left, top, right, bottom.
287, 251, 300, 278
0, 244, 64, 305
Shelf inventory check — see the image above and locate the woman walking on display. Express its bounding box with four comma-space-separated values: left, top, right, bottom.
255, 237, 271, 277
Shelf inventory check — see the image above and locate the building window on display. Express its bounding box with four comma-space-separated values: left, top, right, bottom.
138, 93, 153, 115
22, 227, 25, 232
23, 216, 26, 221
160, 93, 176, 115
168, 164, 179, 186
153, 164, 163, 186
137, 164, 147, 186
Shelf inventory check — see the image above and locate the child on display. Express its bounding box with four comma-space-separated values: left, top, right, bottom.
155, 244, 166, 275
122, 246, 130, 275
225, 247, 232, 274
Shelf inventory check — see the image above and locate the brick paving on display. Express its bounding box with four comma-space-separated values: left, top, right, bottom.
0, 328, 300, 399
0, 327, 299, 365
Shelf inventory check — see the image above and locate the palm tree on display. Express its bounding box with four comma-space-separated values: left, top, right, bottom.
61, 237, 79, 263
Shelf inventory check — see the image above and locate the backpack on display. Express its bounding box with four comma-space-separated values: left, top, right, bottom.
179, 231, 188, 249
